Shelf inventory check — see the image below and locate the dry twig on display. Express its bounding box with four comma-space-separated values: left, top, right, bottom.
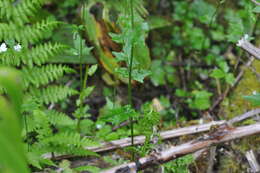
245, 150, 260, 173
237, 35, 260, 60
102, 123, 260, 173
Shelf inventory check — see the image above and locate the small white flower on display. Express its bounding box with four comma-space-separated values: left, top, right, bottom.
96, 124, 102, 129
252, 91, 257, 95
244, 34, 249, 40
0, 43, 7, 53
14, 43, 22, 52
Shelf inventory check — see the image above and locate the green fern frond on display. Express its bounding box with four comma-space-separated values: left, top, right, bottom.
12, 0, 47, 25
29, 86, 78, 104
45, 110, 76, 127
24, 43, 67, 66
0, 50, 21, 66
0, 0, 46, 25
43, 132, 97, 147
22, 65, 75, 88
0, 43, 67, 66
0, 20, 61, 45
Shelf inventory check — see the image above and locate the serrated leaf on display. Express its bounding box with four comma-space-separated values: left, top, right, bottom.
101, 105, 138, 125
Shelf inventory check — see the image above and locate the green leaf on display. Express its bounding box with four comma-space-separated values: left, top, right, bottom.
244, 93, 260, 106
253, 6, 260, 13
88, 64, 98, 76
189, 90, 212, 110
101, 105, 138, 125
150, 60, 166, 86
0, 68, 29, 173
225, 73, 235, 85
132, 69, 151, 83
74, 165, 100, 173
147, 16, 171, 30
176, 89, 189, 97
210, 69, 225, 79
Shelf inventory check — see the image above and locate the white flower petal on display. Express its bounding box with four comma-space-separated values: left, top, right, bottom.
0, 43, 7, 53
14, 44, 22, 52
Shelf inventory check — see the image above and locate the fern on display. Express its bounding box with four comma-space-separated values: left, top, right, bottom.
0, 0, 87, 169
45, 110, 76, 127
22, 65, 75, 88
0, 0, 46, 25
28, 86, 78, 104
0, 0, 76, 105
0, 20, 61, 45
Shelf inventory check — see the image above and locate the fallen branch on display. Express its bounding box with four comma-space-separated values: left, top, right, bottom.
101, 123, 260, 173
89, 108, 259, 153
237, 35, 260, 60
245, 150, 260, 173
88, 121, 225, 153
227, 108, 260, 124
47, 109, 260, 160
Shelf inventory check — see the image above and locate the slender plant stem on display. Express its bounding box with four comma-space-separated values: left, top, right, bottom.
77, 65, 89, 133
128, 0, 135, 160
77, 5, 84, 133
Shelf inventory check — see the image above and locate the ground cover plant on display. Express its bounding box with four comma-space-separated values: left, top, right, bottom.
0, 0, 260, 172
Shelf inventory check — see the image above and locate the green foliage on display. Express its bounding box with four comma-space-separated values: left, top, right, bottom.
136, 103, 160, 156
244, 93, 260, 106
0, 0, 99, 170
110, 0, 151, 83
101, 105, 138, 125
0, 67, 29, 173
210, 60, 235, 85
188, 90, 213, 110
0, 0, 77, 105
22, 64, 75, 88
164, 155, 194, 173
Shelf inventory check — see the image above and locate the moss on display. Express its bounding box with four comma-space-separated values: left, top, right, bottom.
218, 60, 260, 172
222, 60, 260, 120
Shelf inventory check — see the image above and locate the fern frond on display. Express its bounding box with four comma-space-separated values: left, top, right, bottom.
22, 65, 75, 88
43, 132, 97, 147
0, 42, 67, 66
24, 43, 67, 66
0, 50, 21, 66
12, 0, 46, 25
29, 86, 78, 104
0, 0, 46, 25
45, 110, 75, 127
0, 20, 61, 45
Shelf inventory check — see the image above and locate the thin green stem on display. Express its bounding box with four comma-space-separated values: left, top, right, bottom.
128, 0, 135, 161
77, 5, 87, 133
77, 65, 89, 133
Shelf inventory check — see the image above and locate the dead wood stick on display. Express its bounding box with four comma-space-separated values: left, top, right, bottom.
87, 121, 225, 153
237, 35, 260, 60
101, 123, 260, 173
47, 109, 260, 161
228, 108, 260, 124
245, 150, 260, 173
89, 108, 260, 153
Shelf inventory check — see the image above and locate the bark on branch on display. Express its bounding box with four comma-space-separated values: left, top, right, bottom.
237, 35, 260, 60
102, 123, 260, 173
